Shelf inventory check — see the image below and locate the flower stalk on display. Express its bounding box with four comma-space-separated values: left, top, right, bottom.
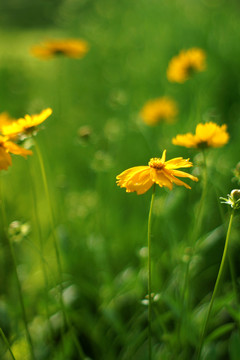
147, 184, 156, 360
197, 209, 235, 360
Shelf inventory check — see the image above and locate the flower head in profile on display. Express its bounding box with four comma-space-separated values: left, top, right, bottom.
172, 122, 229, 149
31, 39, 89, 60
0, 135, 32, 170
116, 150, 198, 195
140, 97, 178, 126
167, 48, 206, 83
2, 108, 52, 139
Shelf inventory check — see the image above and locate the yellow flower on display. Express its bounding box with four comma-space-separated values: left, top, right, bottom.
167, 48, 206, 83
172, 122, 229, 149
140, 97, 178, 126
0, 135, 32, 170
0, 112, 16, 128
31, 39, 89, 59
2, 108, 52, 138
116, 150, 198, 195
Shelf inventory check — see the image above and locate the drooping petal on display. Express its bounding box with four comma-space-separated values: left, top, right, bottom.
116, 167, 153, 194
5, 141, 33, 158
126, 170, 153, 194
164, 171, 192, 189
150, 168, 173, 190
0, 147, 12, 170
116, 166, 148, 182
169, 169, 198, 182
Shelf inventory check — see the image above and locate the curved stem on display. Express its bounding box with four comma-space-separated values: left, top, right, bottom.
197, 210, 235, 360
147, 184, 156, 360
28, 161, 54, 339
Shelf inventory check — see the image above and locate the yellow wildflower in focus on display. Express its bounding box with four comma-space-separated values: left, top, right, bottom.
167, 48, 206, 83
31, 39, 89, 59
2, 108, 52, 139
0, 135, 32, 170
140, 97, 178, 126
172, 122, 229, 149
116, 150, 198, 195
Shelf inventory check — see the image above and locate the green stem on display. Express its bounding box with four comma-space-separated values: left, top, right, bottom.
28, 160, 54, 339
147, 184, 156, 360
7, 237, 36, 360
34, 139, 85, 359
0, 177, 36, 360
0, 328, 16, 360
197, 210, 235, 360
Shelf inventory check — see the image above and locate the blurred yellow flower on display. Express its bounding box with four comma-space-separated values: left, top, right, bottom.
2, 108, 52, 138
116, 149, 198, 195
140, 97, 178, 126
167, 48, 206, 83
31, 39, 89, 59
0, 135, 32, 170
172, 122, 229, 149
0, 112, 15, 128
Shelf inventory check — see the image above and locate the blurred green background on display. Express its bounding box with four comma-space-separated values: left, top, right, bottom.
0, 0, 240, 359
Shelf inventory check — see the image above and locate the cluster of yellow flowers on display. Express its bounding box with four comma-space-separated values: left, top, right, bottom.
119, 45, 231, 196
140, 47, 206, 126
117, 123, 229, 194
0, 109, 52, 170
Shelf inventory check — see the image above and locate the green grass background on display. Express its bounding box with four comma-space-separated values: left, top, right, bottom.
0, 0, 240, 359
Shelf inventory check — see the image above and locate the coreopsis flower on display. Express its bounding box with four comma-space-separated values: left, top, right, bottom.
167, 48, 206, 83
31, 39, 89, 59
2, 108, 52, 139
0, 135, 32, 170
116, 150, 198, 195
140, 97, 178, 126
172, 122, 229, 149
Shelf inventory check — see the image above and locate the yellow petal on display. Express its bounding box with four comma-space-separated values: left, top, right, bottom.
0, 148, 12, 170
165, 157, 193, 169
169, 169, 198, 182
150, 168, 173, 190
5, 141, 33, 157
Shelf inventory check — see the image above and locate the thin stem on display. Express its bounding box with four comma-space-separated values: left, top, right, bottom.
34, 139, 85, 359
147, 184, 156, 360
0, 177, 36, 360
196, 210, 235, 360
0, 328, 16, 360
8, 236, 36, 360
28, 160, 54, 339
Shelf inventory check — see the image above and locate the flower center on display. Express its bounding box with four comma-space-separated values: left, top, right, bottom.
197, 140, 209, 149
148, 158, 165, 169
